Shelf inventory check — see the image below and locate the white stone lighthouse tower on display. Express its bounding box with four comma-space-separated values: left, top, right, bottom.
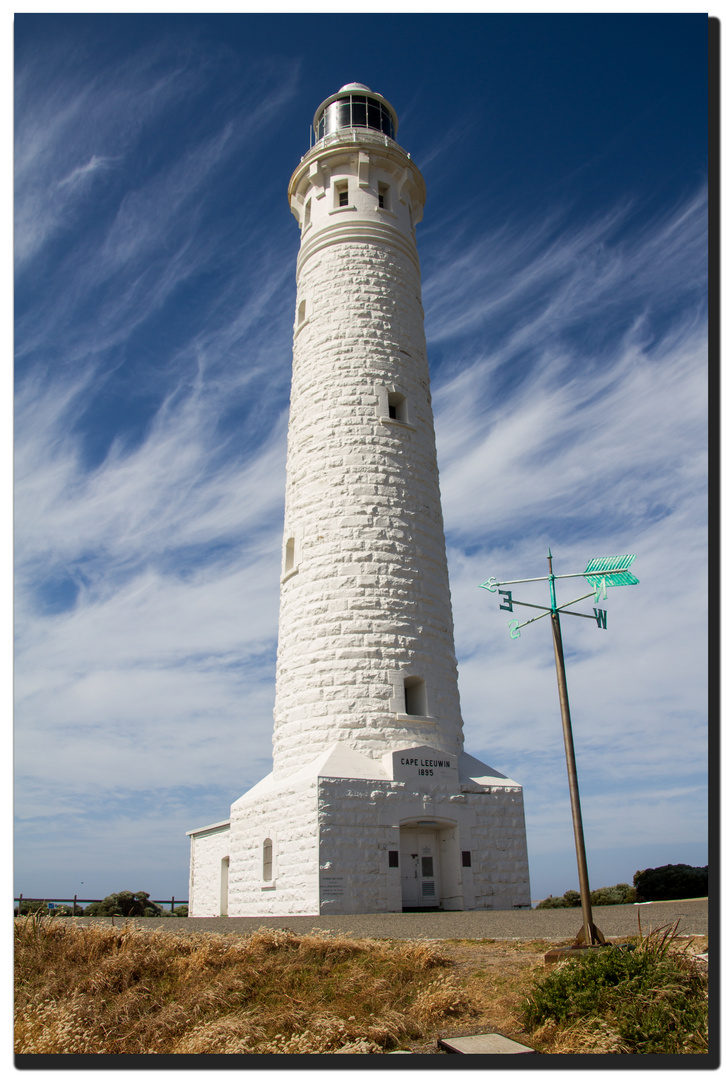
187, 85, 530, 916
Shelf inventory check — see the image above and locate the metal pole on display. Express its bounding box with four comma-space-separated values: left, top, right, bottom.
547, 551, 603, 947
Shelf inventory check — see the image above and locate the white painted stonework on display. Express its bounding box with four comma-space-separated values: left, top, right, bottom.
188, 85, 530, 915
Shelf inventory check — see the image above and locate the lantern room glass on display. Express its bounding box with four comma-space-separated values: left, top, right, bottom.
316, 95, 395, 142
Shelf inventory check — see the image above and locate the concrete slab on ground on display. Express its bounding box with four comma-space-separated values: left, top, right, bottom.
439, 1034, 536, 1054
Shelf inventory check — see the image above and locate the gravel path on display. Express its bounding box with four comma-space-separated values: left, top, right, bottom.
69, 897, 707, 942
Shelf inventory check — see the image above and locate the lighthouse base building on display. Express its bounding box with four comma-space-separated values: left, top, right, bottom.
187, 83, 530, 917
189, 745, 529, 916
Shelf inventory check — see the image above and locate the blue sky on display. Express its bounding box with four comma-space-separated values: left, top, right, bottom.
14, 13, 708, 907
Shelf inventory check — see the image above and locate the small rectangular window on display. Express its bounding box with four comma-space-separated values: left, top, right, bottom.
462, 851, 472, 868
388, 850, 399, 868
387, 391, 406, 423
304, 200, 311, 228
378, 182, 389, 210
285, 538, 295, 573
404, 675, 426, 716
336, 182, 349, 208
263, 838, 273, 881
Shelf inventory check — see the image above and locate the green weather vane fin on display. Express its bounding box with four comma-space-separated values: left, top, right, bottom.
584, 554, 639, 588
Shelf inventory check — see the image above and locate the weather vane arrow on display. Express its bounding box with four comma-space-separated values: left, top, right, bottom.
479, 549, 639, 951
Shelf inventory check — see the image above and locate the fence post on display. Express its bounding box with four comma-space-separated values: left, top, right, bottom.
170, 896, 175, 913
73, 895, 77, 917
18, 893, 22, 916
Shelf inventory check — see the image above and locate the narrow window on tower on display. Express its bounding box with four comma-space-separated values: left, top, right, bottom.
262, 839, 273, 881
388, 850, 399, 868
297, 300, 306, 326
403, 676, 427, 716
335, 181, 349, 208
304, 199, 311, 229
462, 851, 472, 868
387, 391, 406, 423
284, 538, 295, 574
378, 384, 414, 431
378, 182, 389, 210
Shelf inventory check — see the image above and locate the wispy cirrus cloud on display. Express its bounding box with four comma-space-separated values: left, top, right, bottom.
423, 186, 706, 355
15, 36, 300, 381
57, 153, 117, 190
429, 189, 707, 538
15, 36, 189, 268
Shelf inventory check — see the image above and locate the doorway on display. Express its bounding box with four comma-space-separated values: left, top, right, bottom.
400, 828, 440, 910
220, 856, 229, 917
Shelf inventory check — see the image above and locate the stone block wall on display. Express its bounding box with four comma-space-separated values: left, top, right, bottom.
317, 776, 531, 913
188, 822, 230, 917
273, 226, 464, 778
227, 775, 320, 916
468, 787, 531, 909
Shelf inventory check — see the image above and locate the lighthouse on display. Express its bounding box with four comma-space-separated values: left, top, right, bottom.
187, 85, 531, 916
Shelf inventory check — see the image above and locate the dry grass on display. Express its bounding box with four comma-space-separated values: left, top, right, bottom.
14, 917, 478, 1054
14, 916, 708, 1056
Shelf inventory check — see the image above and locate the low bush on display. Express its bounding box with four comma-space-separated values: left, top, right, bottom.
537, 890, 581, 909
521, 924, 708, 1054
537, 883, 636, 909
84, 891, 167, 917
634, 864, 707, 902
15, 902, 77, 917
591, 883, 637, 906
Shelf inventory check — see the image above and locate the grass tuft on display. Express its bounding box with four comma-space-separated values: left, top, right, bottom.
520, 923, 708, 1054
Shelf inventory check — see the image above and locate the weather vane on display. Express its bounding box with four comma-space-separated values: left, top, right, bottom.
480, 550, 639, 950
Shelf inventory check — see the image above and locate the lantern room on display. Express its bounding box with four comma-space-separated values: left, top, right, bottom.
313, 82, 398, 143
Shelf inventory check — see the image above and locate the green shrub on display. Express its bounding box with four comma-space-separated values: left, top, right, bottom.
633, 864, 707, 902
537, 883, 636, 909
537, 890, 581, 909
15, 901, 48, 917
591, 883, 637, 906
84, 891, 165, 917
521, 926, 708, 1053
